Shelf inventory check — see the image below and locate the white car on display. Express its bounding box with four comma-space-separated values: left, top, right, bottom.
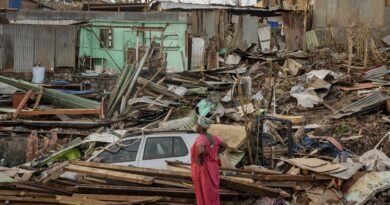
87, 132, 198, 169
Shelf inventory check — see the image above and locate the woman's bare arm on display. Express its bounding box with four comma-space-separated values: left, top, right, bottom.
196, 144, 205, 165
218, 141, 228, 154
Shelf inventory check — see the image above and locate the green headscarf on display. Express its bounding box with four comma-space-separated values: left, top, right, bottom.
197, 116, 211, 129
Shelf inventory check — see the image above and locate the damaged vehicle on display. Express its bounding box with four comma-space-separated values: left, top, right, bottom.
88, 131, 197, 169
33, 130, 197, 170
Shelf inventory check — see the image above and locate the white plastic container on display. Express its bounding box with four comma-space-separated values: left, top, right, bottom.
32, 66, 46, 84
94, 65, 104, 74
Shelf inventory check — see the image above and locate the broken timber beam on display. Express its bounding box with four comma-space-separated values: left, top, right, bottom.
72, 194, 163, 203
255, 174, 332, 181
137, 77, 182, 100
0, 196, 58, 204
71, 161, 287, 198
0, 120, 109, 129
71, 160, 191, 180
64, 164, 154, 185
220, 176, 291, 198
75, 184, 242, 199
18, 108, 101, 117
166, 160, 282, 175
12, 90, 33, 120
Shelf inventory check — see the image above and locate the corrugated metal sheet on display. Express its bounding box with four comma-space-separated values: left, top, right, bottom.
386, 7, 390, 24
358, 0, 384, 26
305, 30, 319, 51
0, 24, 77, 72
333, 91, 388, 119
282, 12, 304, 50
55, 26, 77, 67
6, 11, 188, 23
1, 25, 14, 70
314, 0, 386, 28
155, 1, 282, 12
0, 25, 3, 70
364, 65, 390, 79
13, 25, 34, 72
204, 11, 217, 39
34, 26, 56, 69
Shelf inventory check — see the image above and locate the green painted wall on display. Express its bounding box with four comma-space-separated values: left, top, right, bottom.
79, 20, 188, 73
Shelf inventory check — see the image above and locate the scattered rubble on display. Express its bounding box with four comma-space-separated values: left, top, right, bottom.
0, 1, 390, 204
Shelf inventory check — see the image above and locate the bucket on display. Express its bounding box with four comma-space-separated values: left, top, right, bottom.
32, 66, 46, 84
94, 65, 104, 74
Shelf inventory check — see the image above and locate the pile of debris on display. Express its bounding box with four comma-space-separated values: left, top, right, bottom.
0, 160, 289, 204
1, 155, 390, 204
0, 25, 389, 205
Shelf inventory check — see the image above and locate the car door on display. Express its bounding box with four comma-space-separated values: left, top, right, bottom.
90, 137, 142, 167
137, 135, 190, 169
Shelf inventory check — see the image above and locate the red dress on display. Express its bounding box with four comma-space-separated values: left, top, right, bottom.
190, 134, 222, 205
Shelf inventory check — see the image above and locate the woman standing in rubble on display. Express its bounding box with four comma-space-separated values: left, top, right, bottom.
191, 116, 227, 205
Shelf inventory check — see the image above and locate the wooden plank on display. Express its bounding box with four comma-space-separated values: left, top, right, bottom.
17, 182, 72, 196
73, 194, 162, 203
166, 161, 282, 175
0, 196, 58, 203
39, 161, 69, 184
12, 90, 33, 120
260, 181, 297, 188
56, 195, 108, 205
268, 114, 305, 124
32, 91, 43, 110
386, 98, 390, 113
255, 174, 332, 181
19, 109, 100, 116
75, 184, 242, 199
64, 164, 154, 185
0, 190, 54, 198
137, 77, 182, 100
220, 176, 291, 198
71, 161, 191, 180
0, 120, 109, 129
154, 179, 193, 188
0, 202, 57, 205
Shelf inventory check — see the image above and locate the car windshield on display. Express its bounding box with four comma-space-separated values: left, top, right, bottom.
96, 138, 141, 163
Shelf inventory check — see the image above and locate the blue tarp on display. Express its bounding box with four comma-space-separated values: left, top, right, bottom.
9, 0, 22, 9
50, 80, 72, 85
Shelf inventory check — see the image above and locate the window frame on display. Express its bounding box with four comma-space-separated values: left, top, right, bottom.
96, 137, 141, 163
142, 136, 189, 160
99, 28, 113, 48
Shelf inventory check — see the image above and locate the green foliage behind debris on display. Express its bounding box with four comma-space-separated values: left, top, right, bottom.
336, 123, 350, 134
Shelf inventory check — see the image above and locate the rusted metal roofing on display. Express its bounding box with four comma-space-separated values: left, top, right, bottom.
364, 65, 390, 81
333, 91, 388, 119
0, 24, 78, 72
6, 10, 187, 24
153, 1, 285, 13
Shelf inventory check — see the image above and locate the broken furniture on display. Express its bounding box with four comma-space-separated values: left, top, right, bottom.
255, 115, 293, 165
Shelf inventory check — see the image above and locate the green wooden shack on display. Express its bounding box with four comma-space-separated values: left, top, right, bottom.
79, 19, 188, 73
